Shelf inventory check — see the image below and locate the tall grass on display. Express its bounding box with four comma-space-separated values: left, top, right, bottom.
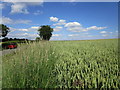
2, 41, 57, 88
2, 39, 119, 88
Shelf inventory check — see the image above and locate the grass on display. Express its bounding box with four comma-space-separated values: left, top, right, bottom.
2, 39, 119, 88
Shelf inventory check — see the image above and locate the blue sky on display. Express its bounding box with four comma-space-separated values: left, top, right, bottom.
0, 1, 118, 40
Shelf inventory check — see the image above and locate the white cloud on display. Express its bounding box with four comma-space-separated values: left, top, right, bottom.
64, 22, 84, 32
81, 26, 107, 32
0, 16, 13, 24
53, 26, 63, 31
31, 26, 40, 29
10, 26, 40, 32
33, 10, 43, 15
64, 22, 83, 32
18, 29, 28, 31
65, 22, 81, 27
66, 25, 107, 32
86, 26, 107, 30
18, 26, 40, 32
7, 26, 41, 39
51, 17, 107, 33
28, 26, 40, 32
53, 19, 66, 26
109, 32, 113, 34
8, 1, 44, 14
50, 17, 59, 22
67, 27, 83, 32
0, 16, 32, 24
102, 34, 108, 37
100, 31, 107, 34
15, 19, 32, 24
9, 27, 37, 33
8, 32, 39, 40
53, 34, 61, 36
10, 3, 29, 14
68, 33, 93, 37
68, 34, 79, 36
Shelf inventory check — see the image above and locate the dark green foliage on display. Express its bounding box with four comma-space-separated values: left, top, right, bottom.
0, 24, 10, 37
38, 25, 53, 41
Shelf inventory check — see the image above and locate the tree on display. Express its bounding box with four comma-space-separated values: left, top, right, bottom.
38, 25, 53, 40
0, 24, 10, 37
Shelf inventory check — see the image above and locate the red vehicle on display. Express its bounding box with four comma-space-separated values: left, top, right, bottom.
2, 43, 17, 49
7, 44, 17, 49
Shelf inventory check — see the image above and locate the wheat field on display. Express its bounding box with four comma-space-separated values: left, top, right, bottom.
2, 39, 119, 88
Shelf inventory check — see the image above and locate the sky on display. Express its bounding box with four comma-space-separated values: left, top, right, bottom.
0, 1, 119, 40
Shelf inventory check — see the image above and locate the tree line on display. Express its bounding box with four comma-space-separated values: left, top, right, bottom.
0, 24, 53, 41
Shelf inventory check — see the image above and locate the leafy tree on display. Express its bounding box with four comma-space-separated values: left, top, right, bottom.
0, 24, 10, 37
38, 25, 53, 40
